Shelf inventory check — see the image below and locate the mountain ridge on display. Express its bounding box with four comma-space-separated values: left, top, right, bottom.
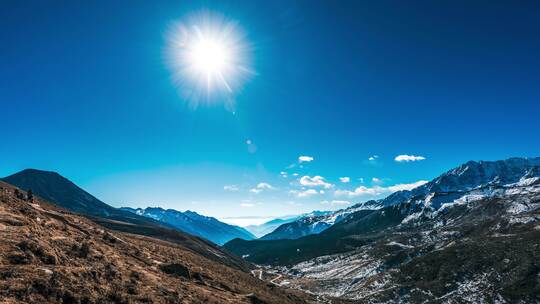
256, 157, 540, 241
1, 169, 249, 270
224, 156, 540, 264
121, 207, 255, 245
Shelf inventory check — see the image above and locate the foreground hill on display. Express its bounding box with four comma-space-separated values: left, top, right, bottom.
121, 207, 255, 245
1, 169, 246, 267
0, 181, 310, 303
225, 157, 540, 302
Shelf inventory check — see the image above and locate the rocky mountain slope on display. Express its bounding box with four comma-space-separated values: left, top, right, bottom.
278, 183, 540, 302
121, 207, 255, 245
0, 181, 311, 304
224, 157, 540, 302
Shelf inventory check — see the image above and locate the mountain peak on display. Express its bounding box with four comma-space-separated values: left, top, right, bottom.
8, 168, 65, 180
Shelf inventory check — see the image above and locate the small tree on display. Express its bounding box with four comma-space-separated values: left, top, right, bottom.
27, 189, 33, 202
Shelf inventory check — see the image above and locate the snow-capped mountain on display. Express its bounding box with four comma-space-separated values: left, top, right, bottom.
278, 177, 540, 302
261, 157, 540, 241
378, 156, 540, 208
259, 206, 376, 240
121, 207, 255, 245
224, 157, 540, 302
260, 214, 331, 240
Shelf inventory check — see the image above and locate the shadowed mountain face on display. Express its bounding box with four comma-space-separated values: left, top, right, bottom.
0, 181, 311, 304
2, 169, 115, 217
121, 207, 255, 245
224, 157, 540, 302
1, 169, 248, 270
259, 215, 331, 241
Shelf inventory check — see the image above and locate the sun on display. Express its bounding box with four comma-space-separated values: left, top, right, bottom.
166, 12, 253, 108
190, 36, 230, 76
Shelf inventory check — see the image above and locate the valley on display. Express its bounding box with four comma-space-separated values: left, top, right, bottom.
2, 157, 540, 303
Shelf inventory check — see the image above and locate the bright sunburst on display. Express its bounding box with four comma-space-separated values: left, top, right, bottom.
166, 11, 253, 109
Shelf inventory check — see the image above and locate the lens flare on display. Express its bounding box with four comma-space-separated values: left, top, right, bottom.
166, 11, 253, 109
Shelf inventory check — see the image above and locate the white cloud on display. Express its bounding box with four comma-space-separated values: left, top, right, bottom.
299, 175, 334, 189
292, 173, 299, 176
368, 155, 379, 161
394, 154, 426, 162
339, 177, 350, 183
240, 202, 255, 207
249, 182, 275, 194
334, 180, 428, 198
223, 185, 239, 191
298, 156, 314, 163
280, 171, 288, 178
290, 189, 319, 198
321, 200, 351, 206
371, 177, 382, 183
257, 182, 274, 190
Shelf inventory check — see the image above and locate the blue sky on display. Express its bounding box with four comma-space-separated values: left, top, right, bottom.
1, 1, 539, 225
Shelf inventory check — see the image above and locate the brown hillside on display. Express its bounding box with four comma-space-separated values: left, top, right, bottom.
0, 181, 310, 304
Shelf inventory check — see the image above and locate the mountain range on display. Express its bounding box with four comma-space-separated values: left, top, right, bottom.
224, 157, 540, 302
2, 157, 540, 302
244, 217, 301, 238
2, 169, 256, 247
121, 207, 255, 245
0, 180, 311, 303
249, 157, 540, 242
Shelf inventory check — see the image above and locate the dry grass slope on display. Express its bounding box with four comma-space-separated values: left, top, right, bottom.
0, 181, 310, 304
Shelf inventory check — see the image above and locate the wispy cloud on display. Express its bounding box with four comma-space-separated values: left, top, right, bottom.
371, 177, 382, 183
290, 189, 323, 198
223, 185, 239, 191
368, 155, 379, 161
280, 171, 288, 178
249, 182, 275, 194
320, 200, 351, 206
395, 154, 426, 162
298, 156, 314, 163
339, 177, 350, 183
299, 175, 334, 189
335, 180, 428, 198
240, 202, 255, 207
